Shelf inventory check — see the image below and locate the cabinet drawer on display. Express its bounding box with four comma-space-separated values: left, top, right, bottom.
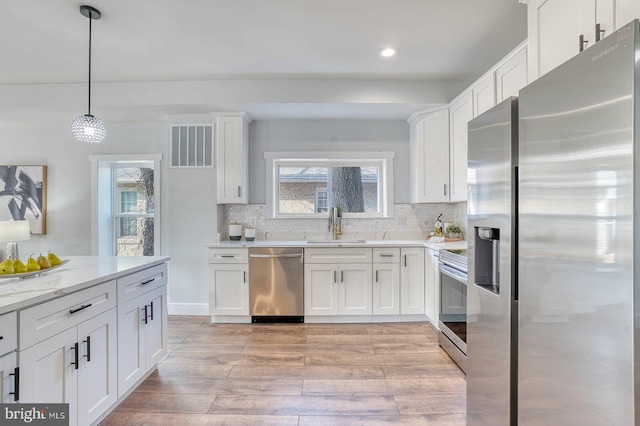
373, 248, 400, 264
208, 248, 249, 264
19, 280, 116, 350
304, 248, 372, 264
0, 311, 17, 356
117, 263, 168, 304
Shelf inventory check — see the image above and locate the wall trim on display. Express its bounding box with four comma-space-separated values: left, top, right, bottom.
168, 302, 209, 316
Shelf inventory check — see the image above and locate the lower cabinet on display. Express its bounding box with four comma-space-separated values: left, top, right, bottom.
20, 308, 118, 426
372, 263, 400, 315
400, 248, 425, 314
208, 264, 249, 316
304, 263, 373, 316
424, 248, 440, 326
0, 351, 17, 403
117, 285, 167, 398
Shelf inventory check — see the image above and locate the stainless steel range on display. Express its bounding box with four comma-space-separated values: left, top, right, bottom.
438, 248, 467, 372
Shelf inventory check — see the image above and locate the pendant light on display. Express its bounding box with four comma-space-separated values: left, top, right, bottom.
71, 5, 106, 143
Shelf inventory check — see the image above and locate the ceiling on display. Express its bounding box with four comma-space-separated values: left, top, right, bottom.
0, 0, 528, 120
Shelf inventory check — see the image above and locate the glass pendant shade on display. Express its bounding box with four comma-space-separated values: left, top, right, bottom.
71, 113, 106, 143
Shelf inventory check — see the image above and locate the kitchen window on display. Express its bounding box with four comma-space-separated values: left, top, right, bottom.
90, 154, 162, 256
265, 152, 394, 218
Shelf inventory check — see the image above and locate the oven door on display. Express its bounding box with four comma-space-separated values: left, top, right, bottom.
439, 262, 467, 356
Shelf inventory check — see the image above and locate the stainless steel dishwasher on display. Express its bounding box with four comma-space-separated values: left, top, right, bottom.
248, 247, 304, 323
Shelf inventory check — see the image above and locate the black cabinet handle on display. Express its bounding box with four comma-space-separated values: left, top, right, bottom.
404, 255, 407, 267
142, 305, 148, 324
83, 336, 91, 362
243, 271, 247, 283
149, 301, 154, 321
69, 304, 92, 314
9, 367, 19, 401
596, 23, 605, 42
333, 270, 337, 283
341, 270, 344, 283
70, 342, 79, 370
141, 278, 155, 285
579, 34, 588, 52
375, 270, 378, 283
0, 336, 3, 340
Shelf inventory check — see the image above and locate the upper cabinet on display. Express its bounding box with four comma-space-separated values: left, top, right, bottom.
216, 113, 251, 204
409, 109, 450, 203
448, 92, 474, 203
528, 0, 640, 81
495, 45, 528, 102
472, 74, 496, 117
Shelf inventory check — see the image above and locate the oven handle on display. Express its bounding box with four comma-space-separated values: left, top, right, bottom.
439, 263, 467, 285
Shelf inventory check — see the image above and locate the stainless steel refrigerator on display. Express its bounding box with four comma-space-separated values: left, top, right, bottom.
467, 19, 640, 425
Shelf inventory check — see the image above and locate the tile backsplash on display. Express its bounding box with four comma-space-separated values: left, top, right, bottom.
222, 203, 467, 241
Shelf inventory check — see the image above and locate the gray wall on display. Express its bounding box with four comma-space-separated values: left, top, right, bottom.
248, 119, 410, 204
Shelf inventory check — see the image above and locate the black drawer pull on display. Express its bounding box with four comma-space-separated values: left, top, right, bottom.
70, 342, 79, 370
220, 255, 235, 258
142, 305, 148, 324
0, 336, 3, 340
141, 278, 155, 285
380, 254, 395, 258
69, 303, 92, 314
83, 336, 91, 362
149, 301, 154, 321
9, 367, 19, 401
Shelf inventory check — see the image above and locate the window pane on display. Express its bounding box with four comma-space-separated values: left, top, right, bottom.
330, 166, 379, 213
278, 166, 328, 214
116, 217, 154, 256
116, 167, 154, 214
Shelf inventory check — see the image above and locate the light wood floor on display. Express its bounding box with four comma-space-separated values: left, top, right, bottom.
100, 316, 466, 425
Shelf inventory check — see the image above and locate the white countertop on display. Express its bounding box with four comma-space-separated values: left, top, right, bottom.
0, 256, 170, 315
207, 239, 468, 251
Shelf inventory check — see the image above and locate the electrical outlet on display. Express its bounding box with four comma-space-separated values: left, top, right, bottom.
249, 217, 256, 226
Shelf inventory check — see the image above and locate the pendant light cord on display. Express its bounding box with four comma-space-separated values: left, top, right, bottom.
88, 14, 92, 116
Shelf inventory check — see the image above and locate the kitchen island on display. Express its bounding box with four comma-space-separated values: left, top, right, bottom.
0, 255, 170, 426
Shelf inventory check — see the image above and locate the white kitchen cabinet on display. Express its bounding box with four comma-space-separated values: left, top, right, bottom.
424, 248, 440, 326
472, 73, 496, 117
216, 113, 250, 204
400, 248, 425, 315
372, 248, 400, 315
0, 351, 17, 403
409, 109, 450, 203
304, 248, 373, 316
495, 44, 528, 102
20, 308, 118, 426
117, 285, 167, 397
528, 0, 639, 81
449, 91, 474, 202
208, 248, 250, 319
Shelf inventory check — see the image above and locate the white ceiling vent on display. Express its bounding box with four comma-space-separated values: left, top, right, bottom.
170, 125, 213, 168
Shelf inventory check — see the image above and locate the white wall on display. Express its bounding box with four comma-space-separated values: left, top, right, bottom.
0, 120, 214, 315
248, 119, 410, 204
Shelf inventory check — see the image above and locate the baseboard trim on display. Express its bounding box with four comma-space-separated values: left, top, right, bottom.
168, 302, 209, 316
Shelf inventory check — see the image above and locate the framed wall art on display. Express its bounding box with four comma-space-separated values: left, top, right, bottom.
0, 165, 47, 234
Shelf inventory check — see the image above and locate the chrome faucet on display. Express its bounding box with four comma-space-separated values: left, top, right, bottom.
328, 206, 342, 240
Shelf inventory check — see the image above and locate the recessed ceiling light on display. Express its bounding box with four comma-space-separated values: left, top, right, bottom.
379, 47, 398, 58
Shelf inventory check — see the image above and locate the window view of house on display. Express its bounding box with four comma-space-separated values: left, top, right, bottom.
114, 166, 155, 256
278, 166, 379, 215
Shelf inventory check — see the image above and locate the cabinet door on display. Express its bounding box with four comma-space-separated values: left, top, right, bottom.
410, 110, 450, 203
304, 264, 339, 316
77, 309, 118, 426
472, 74, 496, 117
209, 264, 249, 316
449, 92, 474, 202
339, 264, 372, 315
528, 0, 587, 80
372, 263, 400, 315
1, 352, 17, 403
216, 114, 248, 204
144, 285, 168, 367
424, 249, 439, 325
20, 327, 78, 426
117, 295, 145, 397
400, 248, 426, 315
496, 45, 528, 102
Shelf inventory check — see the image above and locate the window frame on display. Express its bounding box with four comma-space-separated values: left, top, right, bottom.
90, 154, 162, 256
264, 151, 394, 219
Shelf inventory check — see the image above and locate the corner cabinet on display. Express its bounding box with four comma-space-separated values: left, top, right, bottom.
409, 109, 450, 203
400, 248, 425, 315
424, 248, 440, 327
528, 0, 640, 81
216, 113, 250, 204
